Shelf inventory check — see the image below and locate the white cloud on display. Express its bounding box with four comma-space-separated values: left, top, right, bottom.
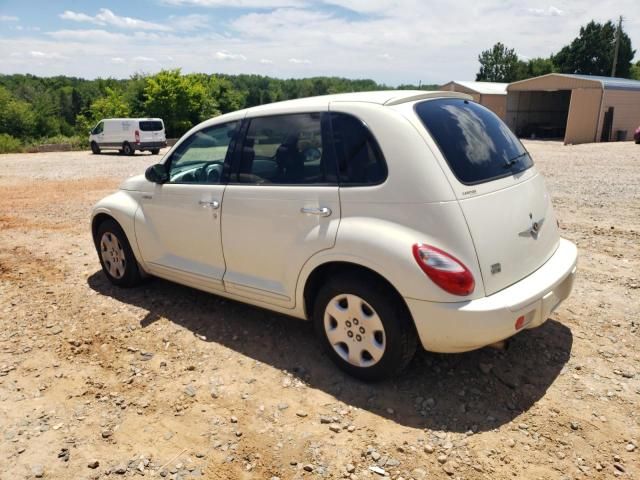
111, 57, 126, 64
0, 15, 19, 22
526, 6, 564, 17
29, 50, 67, 60
2, 1, 639, 84
215, 50, 247, 61
47, 29, 129, 42
288, 57, 311, 64
60, 8, 171, 31
168, 14, 210, 31
163, 0, 305, 7
133, 56, 158, 62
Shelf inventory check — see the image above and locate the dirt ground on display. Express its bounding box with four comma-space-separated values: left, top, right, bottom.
0, 141, 638, 480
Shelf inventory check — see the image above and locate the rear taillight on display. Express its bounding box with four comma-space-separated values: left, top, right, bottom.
412, 244, 475, 296
135, 130, 140, 144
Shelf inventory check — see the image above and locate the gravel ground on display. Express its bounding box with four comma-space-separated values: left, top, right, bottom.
0, 141, 638, 479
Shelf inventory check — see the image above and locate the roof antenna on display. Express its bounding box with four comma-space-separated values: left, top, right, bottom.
611, 15, 623, 77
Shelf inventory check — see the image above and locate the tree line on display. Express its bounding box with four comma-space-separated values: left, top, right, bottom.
477, 19, 640, 82
0, 70, 437, 153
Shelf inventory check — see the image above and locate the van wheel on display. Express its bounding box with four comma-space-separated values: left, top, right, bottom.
313, 273, 417, 381
91, 142, 100, 154
150, 149, 160, 155
122, 142, 134, 156
95, 219, 142, 287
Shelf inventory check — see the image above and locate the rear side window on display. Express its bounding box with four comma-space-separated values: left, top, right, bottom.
233, 113, 337, 185
415, 98, 533, 185
330, 113, 387, 185
139, 120, 164, 131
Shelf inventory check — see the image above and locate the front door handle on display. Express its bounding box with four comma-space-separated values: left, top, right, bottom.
199, 200, 220, 209
300, 206, 332, 217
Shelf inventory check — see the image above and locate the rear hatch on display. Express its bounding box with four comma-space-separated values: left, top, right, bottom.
139, 120, 165, 144
415, 98, 560, 296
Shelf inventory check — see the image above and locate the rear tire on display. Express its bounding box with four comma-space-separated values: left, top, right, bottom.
95, 219, 142, 287
313, 272, 417, 381
122, 142, 134, 156
91, 142, 100, 154
150, 148, 160, 155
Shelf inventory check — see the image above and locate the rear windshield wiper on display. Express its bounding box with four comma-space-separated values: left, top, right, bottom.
503, 152, 529, 169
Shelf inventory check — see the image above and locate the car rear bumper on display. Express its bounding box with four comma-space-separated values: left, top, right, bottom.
136, 141, 166, 150
406, 238, 577, 353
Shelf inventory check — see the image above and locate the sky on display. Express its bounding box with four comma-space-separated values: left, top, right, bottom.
0, 1, 638, 85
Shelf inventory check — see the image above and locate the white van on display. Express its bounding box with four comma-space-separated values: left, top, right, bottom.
89, 118, 166, 155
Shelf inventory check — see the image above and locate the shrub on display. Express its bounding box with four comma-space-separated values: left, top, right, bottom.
0, 133, 23, 153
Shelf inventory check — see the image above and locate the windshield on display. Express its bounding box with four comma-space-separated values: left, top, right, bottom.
415, 98, 533, 185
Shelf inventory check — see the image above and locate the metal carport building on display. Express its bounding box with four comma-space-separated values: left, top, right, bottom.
506, 73, 640, 144
439, 81, 508, 119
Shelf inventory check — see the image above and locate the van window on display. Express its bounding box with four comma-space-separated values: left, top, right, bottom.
415, 98, 533, 185
330, 113, 387, 186
233, 113, 337, 185
92, 122, 104, 135
139, 121, 164, 132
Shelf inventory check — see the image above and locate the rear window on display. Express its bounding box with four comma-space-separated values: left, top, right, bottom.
139, 120, 164, 132
415, 98, 533, 185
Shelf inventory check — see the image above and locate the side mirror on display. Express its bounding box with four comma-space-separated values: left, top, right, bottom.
145, 163, 169, 184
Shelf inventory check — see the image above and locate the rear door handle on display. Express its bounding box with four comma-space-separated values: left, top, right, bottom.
300, 207, 331, 217
199, 200, 220, 209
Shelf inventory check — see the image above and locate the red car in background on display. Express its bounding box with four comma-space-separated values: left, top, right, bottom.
635, 126, 640, 144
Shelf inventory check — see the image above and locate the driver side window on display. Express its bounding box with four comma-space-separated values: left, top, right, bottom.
167, 122, 239, 184
92, 122, 104, 135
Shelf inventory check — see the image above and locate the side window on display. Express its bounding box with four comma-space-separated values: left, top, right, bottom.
330, 113, 387, 186
167, 122, 239, 184
93, 122, 104, 135
234, 113, 336, 185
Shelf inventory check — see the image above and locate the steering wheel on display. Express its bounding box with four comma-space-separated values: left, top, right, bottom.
302, 147, 321, 163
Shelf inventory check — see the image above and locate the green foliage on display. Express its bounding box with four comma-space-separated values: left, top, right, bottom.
0, 70, 396, 146
553, 20, 636, 77
631, 61, 640, 80
0, 133, 22, 153
476, 42, 522, 82
143, 69, 221, 137
522, 57, 557, 79
89, 87, 130, 120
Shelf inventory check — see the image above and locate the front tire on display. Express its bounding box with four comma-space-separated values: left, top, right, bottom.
91, 142, 100, 154
150, 148, 160, 155
95, 219, 142, 287
122, 142, 134, 156
313, 273, 417, 381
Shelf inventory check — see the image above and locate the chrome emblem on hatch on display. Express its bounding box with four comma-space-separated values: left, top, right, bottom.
519, 213, 545, 239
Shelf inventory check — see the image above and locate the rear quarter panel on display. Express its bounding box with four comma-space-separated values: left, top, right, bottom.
296, 101, 484, 307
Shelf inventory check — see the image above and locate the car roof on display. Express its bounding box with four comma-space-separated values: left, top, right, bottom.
102, 118, 164, 122
245, 90, 469, 115
194, 90, 472, 130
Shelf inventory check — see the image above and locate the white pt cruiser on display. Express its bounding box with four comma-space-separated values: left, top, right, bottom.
92, 91, 577, 380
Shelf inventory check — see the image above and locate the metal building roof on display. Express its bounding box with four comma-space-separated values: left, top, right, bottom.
561, 74, 640, 91
444, 81, 508, 95
508, 73, 640, 92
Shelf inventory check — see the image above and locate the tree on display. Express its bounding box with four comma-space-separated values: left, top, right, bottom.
143, 69, 220, 137
0, 86, 36, 138
629, 61, 640, 80
553, 20, 636, 78
476, 42, 522, 82
524, 57, 556, 78
89, 87, 130, 120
